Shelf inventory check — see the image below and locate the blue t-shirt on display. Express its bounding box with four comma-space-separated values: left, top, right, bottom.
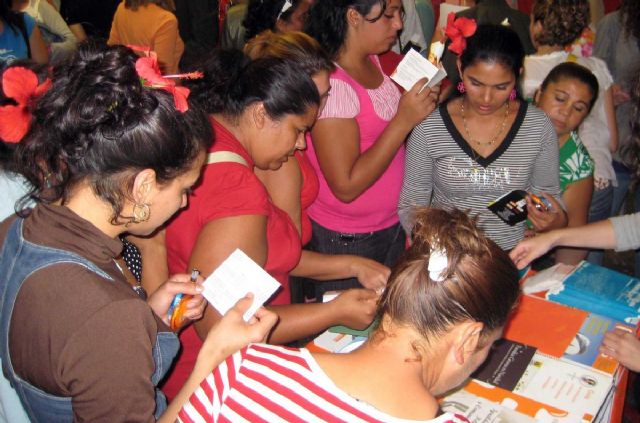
0, 13, 35, 63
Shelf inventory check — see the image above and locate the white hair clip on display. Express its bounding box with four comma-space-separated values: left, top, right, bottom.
428, 247, 448, 282
277, 0, 293, 21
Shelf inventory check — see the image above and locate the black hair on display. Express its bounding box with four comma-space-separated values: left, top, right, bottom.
184, 48, 249, 115
540, 62, 599, 112
243, 0, 307, 42
14, 41, 212, 223
304, 0, 386, 59
460, 24, 524, 80
184, 49, 320, 121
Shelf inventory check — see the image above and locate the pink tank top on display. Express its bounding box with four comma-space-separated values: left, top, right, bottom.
305, 59, 404, 233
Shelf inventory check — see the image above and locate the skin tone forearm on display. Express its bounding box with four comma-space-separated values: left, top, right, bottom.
194, 288, 378, 345
69, 23, 87, 42
603, 87, 618, 153
510, 218, 616, 269
542, 219, 616, 250
312, 79, 438, 203
190, 216, 378, 344
290, 250, 389, 291
29, 26, 49, 64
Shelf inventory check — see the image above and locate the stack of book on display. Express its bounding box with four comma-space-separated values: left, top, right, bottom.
440, 294, 634, 422
546, 261, 640, 325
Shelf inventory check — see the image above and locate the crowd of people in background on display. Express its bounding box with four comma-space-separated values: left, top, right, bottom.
1, 0, 639, 421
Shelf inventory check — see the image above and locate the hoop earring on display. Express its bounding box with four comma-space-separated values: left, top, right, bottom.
457, 81, 466, 94
509, 89, 517, 101
132, 203, 150, 223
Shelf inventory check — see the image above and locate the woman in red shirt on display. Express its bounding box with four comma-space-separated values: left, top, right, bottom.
162, 49, 380, 399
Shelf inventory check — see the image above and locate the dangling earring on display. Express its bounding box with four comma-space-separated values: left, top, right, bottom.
457, 81, 466, 94
509, 89, 517, 101
132, 203, 150, 223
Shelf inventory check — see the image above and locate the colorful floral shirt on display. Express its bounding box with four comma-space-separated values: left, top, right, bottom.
558, 132, 594, 192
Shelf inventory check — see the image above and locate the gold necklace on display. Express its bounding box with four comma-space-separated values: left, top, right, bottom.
460, 100, 510, 146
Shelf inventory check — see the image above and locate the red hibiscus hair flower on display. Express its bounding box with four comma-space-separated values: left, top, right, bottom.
444, 13, 477, 56
128, 45, 202, 113
0, 67, 51, 143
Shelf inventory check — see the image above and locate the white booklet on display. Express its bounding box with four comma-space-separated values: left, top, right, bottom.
390, 48, 447, 93
201, 248, 281, 321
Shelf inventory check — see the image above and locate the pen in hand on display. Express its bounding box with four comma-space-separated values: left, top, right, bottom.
168, 268, 199, 330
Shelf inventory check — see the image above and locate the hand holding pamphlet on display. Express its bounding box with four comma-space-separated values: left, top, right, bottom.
201, 248, 281, 321
390, 49, 447, 93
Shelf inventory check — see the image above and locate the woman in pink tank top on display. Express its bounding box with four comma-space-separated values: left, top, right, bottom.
247, 31, 392, 303
302, 0, 440, 300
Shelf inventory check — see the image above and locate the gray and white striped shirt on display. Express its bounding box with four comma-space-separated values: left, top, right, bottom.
399, 101, 561, 250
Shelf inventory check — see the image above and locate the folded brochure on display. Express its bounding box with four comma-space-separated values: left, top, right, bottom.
201, 248, 281, 321
390, 48, 447, 93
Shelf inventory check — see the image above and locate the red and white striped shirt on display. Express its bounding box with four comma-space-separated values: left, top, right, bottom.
178, 344, 471, 423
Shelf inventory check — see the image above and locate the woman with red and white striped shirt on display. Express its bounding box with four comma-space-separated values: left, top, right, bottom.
173, 208, 521, 423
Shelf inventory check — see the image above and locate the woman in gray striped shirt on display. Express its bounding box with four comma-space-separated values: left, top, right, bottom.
399, 25, 566, 250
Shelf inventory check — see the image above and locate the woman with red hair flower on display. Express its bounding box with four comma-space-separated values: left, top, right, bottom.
0, 43, 276, 422
400, 24, 566, 251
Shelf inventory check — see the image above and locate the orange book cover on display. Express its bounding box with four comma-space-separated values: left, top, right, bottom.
504, 294, 587, 357
463, 380, 570, 419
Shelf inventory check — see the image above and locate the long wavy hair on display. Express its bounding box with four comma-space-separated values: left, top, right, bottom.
13, 42, 211, 222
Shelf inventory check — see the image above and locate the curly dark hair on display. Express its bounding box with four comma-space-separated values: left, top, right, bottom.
377, 208, 520, 343
619, 0, 640, 47
13, 41, 212, 223
243, 0, 307, 42
304, 0, 387, 59
531, 0, 590, 47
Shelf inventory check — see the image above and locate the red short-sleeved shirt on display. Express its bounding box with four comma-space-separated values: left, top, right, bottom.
162, 118, 302, 400
166, 118, 301, 300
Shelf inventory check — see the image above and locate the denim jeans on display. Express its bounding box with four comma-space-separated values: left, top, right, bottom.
586, 184, 613, 266
291, 221, 406, 303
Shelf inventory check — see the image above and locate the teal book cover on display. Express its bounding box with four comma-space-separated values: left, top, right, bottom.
547, 261, 640, 324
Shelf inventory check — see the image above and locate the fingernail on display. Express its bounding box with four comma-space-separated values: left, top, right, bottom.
195, 285, 203, 292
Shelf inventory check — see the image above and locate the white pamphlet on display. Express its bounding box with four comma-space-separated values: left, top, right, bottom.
390, 48, 447, 93
201, 248, 281, 321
